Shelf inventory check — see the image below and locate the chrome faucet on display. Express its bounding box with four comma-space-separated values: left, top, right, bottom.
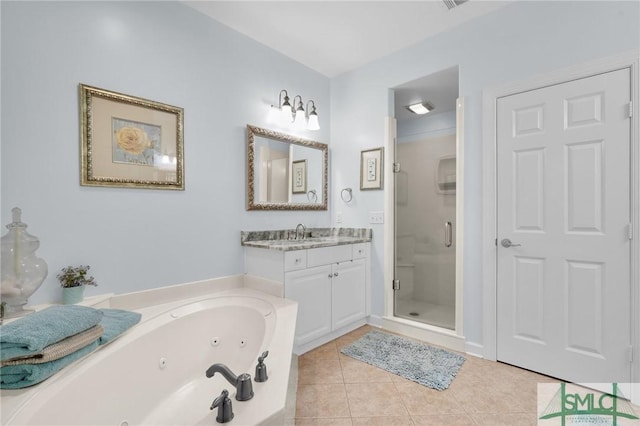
206, 363, 254, 401
295, 223, 306, 240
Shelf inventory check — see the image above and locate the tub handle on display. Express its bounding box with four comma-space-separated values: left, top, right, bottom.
210, 389, 234, 423
255, 351, 269, 382
445, 221, 452, 247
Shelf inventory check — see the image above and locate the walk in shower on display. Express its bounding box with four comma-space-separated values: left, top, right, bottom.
392, 67, 458, 330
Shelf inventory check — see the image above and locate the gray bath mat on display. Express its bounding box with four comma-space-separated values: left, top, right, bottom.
340, 330, 465, 390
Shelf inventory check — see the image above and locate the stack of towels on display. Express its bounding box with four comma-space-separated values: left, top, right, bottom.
0, 305, 141, 389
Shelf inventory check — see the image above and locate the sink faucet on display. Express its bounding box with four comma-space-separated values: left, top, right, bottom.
206, 363, 254, 401
295, 223, 306, 240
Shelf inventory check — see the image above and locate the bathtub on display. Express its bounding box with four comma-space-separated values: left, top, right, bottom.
1, 284, 297, 425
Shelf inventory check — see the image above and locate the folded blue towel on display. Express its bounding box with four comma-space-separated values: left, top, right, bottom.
0, 308, 141, 388
98, 309, 141, 345
0, 340, 99, 389
0, 305, 103, 361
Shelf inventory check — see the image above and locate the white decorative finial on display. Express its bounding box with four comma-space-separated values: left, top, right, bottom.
11, 207, 22, 223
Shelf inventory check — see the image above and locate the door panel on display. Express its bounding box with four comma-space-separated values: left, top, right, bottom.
514, 148, 545, 231
513, 256, 545, 343
332, 259, 366, 330
497, 68, 631, 383
285, 265, 332, 346
566, 141, 603, 233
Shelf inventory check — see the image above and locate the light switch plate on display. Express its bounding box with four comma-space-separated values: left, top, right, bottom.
369, 211, 384, 224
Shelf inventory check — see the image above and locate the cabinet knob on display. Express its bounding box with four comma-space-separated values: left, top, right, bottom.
328, 274, 332, 279
334, 272, 339, 277
295, 258, 301, 264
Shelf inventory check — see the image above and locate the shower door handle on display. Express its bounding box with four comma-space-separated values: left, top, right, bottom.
445, 222, 452, 247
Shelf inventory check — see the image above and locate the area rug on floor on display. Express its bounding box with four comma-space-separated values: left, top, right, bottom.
340, 330, 465, 390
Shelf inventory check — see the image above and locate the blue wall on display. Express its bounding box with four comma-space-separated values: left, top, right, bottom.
330, 0, 639, 348
1, 1, 331, 304
397, 111, 457, 143
2, 0, 639, 350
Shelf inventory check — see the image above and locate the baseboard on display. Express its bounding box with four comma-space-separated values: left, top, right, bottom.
293, 319, 367, 355
380, 315, 465, 353
465, 341, 484, 358
367, 314, 384, 328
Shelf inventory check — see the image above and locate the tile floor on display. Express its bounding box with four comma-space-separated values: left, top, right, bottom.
292, 325, 636, 426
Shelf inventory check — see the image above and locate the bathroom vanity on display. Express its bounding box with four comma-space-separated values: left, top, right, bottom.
242, 228, 372, 354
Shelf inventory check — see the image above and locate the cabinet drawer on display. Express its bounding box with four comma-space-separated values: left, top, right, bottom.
307, 245, 352, 267
352, 243, 368, 259
284, 250, 307, 271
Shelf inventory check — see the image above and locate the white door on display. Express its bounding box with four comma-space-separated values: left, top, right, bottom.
496, 68, 632, 384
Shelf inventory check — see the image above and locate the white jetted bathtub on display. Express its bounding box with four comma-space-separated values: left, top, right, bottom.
1, 283, 297, 426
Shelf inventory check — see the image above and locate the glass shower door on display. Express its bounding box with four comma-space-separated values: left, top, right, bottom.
393, 135, 456, 330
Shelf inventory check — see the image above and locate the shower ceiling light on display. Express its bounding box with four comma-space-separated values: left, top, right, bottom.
406, 102, 434, 115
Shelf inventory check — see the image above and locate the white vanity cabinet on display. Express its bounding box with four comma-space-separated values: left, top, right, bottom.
244, 242, 369, 354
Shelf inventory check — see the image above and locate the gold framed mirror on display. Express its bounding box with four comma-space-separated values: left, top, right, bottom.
247, 125, 328, 210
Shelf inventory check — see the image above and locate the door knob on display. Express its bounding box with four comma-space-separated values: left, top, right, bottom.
501, 238, 522, 248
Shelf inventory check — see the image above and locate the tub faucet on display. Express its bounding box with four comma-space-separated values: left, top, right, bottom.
206, 363, 254, 401
295, 223, 306, 240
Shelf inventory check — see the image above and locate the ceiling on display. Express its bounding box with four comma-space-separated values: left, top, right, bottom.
394, 66, 459, 120
184, 1, 511, 124
184, 0, 512, 78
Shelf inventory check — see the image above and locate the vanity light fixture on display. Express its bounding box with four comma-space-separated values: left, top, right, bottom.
406, 102, 434, 115
270, 89, 320, 131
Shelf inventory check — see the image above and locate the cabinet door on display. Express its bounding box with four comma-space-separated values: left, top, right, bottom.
331, 259, 366, 330
285, 265, 332, 346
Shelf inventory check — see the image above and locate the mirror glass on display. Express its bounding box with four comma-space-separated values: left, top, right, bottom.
247, 125, 328, 210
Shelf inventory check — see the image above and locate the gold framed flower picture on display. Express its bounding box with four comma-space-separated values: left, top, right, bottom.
79, 84, 184, 190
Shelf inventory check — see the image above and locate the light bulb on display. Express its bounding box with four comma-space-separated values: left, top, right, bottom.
307, 112, 320, 130
280, 103, 292, 124
293, 110, 306, 130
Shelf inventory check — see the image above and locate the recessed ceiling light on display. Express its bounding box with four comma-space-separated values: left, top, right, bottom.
406, 102, 434, 115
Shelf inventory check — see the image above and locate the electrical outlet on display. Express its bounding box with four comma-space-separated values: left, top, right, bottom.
336, 211, 343, 223
369, 211, 384, 224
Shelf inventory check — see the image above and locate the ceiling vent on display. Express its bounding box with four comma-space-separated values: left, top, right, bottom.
443, 0, 469, 10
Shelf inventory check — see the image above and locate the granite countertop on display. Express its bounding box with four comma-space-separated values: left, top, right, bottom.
240, 228, 372, 251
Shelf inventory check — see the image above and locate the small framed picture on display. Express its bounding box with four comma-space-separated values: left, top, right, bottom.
292, 159, 307, 193
79, 84, 184, 190
360, 147, 384, 190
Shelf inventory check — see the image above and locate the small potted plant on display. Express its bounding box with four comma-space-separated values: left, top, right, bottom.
57, 265, 98, 304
